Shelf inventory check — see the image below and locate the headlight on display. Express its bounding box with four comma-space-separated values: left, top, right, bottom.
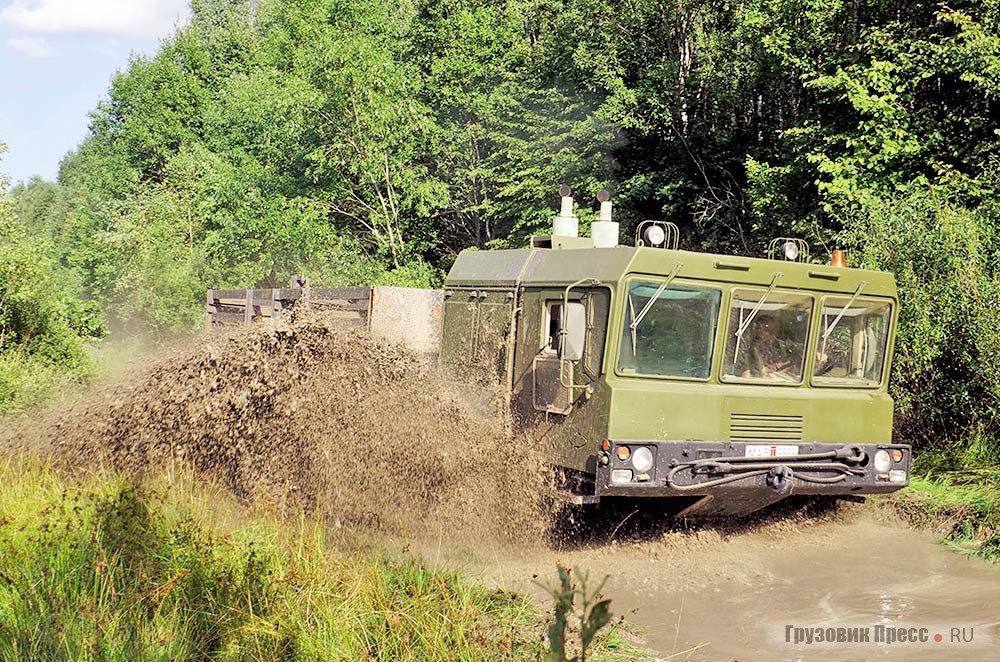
644, 225, 666, 246
781, 240, 799, 261
631, 447, 654, 473
874, 450, 891, 473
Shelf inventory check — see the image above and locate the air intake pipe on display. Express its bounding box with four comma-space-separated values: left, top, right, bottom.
591, 190, 619, 248
552, 184, 579, 237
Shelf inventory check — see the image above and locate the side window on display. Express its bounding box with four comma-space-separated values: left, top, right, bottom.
543, 300, 585, 360
543, 301, 562, 353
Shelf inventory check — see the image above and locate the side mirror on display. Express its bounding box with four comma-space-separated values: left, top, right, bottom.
560, 302, 586, 362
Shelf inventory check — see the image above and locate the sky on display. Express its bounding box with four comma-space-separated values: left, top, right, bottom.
0, 0, 191, 185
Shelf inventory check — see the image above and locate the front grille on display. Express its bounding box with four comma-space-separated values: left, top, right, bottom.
729, 413, 804, 442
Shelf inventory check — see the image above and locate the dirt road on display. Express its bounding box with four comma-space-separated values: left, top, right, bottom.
443, 507, 1000, 661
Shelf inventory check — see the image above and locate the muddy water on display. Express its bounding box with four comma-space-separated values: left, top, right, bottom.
454, 510, 1000, 661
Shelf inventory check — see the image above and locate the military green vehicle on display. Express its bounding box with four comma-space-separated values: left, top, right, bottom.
440, 189, 910, 516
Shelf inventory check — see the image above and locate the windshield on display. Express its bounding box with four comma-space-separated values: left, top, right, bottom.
813, 298, 892, 386
723, 290, 813, 383
618, 281, 721, 379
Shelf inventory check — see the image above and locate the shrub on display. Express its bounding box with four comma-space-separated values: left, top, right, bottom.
843, 192, 1000, 450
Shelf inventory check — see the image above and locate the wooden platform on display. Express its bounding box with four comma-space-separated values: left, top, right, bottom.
205, 282, 445, 357
205, 286, 372, 330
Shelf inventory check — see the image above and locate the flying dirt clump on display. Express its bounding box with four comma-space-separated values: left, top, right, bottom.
7, 307, 552, 542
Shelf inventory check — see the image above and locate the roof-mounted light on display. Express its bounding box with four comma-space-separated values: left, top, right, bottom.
635, 221, 679, 249
781, 240, 799, 261
768, 237, 809, 262
644, 225, 666, 246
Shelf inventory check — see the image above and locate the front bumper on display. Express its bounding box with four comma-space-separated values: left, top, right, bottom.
595, 440, 911, 516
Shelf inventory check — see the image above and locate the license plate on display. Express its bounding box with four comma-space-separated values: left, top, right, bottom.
745, 444, 800, 458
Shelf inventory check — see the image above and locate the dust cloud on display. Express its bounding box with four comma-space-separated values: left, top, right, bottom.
4, 306, 552, 544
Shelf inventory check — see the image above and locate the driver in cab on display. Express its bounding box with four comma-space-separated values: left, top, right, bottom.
742, 316, 801, 379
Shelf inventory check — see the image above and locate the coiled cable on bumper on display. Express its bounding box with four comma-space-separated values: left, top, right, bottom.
665, 446, 867, 491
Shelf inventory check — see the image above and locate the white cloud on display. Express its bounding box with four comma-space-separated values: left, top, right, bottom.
0, 0, 188, 36
7, 34, 52, 56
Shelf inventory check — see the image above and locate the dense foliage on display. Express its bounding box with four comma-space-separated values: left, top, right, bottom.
6, 0, 1000, 447
0, 145, 106, 411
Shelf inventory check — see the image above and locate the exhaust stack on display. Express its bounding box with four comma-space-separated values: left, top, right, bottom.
552, 184, 579, 237
591, 190, 619, 248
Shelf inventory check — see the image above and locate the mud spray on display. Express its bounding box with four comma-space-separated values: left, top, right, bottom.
6, 306, 551, 544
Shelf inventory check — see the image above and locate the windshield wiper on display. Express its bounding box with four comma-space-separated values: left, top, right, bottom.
628, 294, 638, 357
821, 281, 869, 341
734, 274, 783, 340
629, 263, 682, 331
627, 263, 682, 357
819, 280, 868, 360
731, 273, 782, 373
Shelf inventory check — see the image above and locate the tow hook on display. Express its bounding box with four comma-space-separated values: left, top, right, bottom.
766, 465, 794, 492
834, 445, 866, 463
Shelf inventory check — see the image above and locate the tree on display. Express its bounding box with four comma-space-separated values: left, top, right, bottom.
0, 143, 106, 411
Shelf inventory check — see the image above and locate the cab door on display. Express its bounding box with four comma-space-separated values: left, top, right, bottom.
531, 288, 610, 414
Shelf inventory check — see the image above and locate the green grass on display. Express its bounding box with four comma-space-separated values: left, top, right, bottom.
0, 458, 649, 661
0, 349, 91, 414
881, 443, 1000, 561
0, 333, 168, 416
